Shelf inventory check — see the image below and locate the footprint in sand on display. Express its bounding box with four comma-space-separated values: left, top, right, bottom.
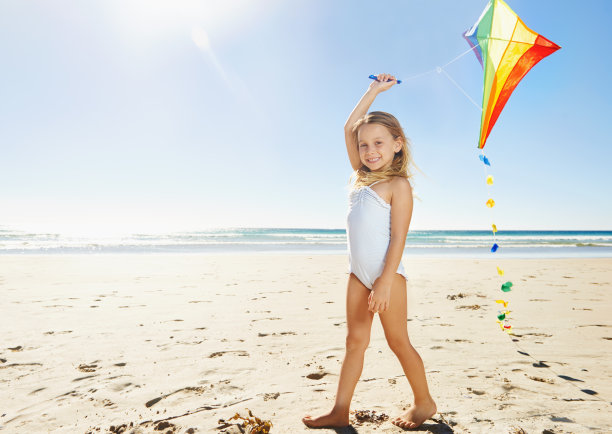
528, 375, 554, 384
145, 386, 207, 408
250, 317, 282, 323
467, 387, 486, 395
145, 397, 162, 408
0, 362, 42, 369
110, 421, 182, 433
208, 350, 249, 358
111, 382, 135, 392
263, 392, 280, 401
550, 416, 574, 423
306, 372, 328, 380
28, 387, 46, 395
95, 398, 116, 408
108, 423, 133, 433
456, 304, 481, 310
43, 330, 73, 335
257, 331, 297, 337
77, 363, 98, 372
73, 374, 97, 382
521, 332, 552, 338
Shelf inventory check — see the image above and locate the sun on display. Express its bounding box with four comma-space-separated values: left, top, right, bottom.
107, 0, 265, 49
191, 26, 210, 51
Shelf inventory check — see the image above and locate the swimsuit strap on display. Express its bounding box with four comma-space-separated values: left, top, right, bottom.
368, 180, 384, 187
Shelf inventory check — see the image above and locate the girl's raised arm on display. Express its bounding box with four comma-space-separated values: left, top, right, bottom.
344, 73, 398, 171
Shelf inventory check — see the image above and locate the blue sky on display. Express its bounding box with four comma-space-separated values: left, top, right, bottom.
1, 0, 610, 235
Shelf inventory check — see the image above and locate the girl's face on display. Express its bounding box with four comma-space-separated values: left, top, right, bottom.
357, 123, 402, 171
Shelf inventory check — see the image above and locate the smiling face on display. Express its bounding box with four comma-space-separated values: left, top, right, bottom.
357, 123, 402, 171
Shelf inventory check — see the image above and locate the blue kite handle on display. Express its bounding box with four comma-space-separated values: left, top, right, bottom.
369, 74, 402, 84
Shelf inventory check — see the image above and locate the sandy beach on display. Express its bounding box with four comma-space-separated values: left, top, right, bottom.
1, 253, 611, 433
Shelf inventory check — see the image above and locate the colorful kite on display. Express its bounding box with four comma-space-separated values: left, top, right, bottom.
463, 0, 561, 149
464, 0, 560, 333
368, 1, 560, 335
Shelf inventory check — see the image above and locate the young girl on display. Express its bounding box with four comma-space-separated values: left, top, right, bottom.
302, 73, 437, 430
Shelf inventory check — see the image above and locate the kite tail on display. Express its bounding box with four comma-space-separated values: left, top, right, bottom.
479, 149, 514, 334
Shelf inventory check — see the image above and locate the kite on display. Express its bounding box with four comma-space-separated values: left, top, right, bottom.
365, 1, 560, 335
464, 0, 560, 333
463, 0, 561, 149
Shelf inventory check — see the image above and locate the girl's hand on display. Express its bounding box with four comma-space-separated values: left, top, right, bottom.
368, 277, 392, 313
368, 73, 398, 94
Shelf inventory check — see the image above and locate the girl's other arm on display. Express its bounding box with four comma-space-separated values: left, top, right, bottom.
344, 73, 398, 171
379, 177, 413, 283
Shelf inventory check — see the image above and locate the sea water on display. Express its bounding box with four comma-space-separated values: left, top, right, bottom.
1, 226, 611, 258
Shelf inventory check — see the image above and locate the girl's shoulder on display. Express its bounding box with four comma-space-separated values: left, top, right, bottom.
390, 176, 412, 188
378, 176, 411, 190
367, 176, 411, 205
389, 176, 413, 202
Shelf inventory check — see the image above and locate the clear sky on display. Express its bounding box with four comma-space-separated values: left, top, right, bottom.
1, 0, 610, 235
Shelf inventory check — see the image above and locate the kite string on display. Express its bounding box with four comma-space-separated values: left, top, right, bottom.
437, 40, 484, 110
439, 68, 482, 111
440, 42, 482, 69
395, 41, 484, 110
397, 40, 481, 83
399, 68, 438, 82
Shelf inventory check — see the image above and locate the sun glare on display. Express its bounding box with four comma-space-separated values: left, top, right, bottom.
191, 26, 210, 51
107, 0, 266, 48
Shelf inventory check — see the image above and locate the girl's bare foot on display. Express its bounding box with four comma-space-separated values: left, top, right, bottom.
391, 398, 437, 429
302, 408, 350, 428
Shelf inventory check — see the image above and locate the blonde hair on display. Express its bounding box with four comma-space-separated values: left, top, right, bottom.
347, 111, 416, 190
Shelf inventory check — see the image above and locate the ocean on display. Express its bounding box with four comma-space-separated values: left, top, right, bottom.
1, 227, 611, 258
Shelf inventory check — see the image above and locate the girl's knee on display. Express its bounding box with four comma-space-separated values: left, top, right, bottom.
386, 334, 411, 355
346, 333, 369, 353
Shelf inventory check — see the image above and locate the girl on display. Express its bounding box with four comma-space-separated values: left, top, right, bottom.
302, 73, 437, 430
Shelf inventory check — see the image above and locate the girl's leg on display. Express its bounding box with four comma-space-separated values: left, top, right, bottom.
378, 273, 437, 429
302, 273, 374, 428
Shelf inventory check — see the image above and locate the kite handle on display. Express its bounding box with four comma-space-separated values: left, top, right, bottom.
368, 74, 402, 84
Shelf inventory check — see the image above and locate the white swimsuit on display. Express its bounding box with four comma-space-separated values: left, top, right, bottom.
346, 180, 409, 290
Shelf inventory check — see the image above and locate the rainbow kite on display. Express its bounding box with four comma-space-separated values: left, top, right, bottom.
464, 0, 560, 334
463, 0, 561, 149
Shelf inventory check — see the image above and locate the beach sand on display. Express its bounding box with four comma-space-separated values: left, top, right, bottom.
1, 253, 611, 433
